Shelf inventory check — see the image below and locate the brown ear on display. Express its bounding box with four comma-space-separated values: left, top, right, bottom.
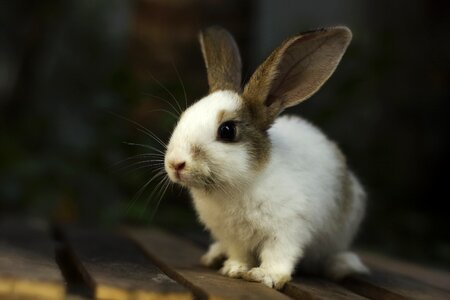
243, 26, 352, 128
199, 26, 242, 93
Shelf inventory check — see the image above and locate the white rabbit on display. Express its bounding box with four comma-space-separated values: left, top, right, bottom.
164, 26, 368, 289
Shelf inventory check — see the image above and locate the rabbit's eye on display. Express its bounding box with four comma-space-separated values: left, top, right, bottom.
218, 121, 236, 142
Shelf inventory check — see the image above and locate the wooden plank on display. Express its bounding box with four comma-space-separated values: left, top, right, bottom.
60, 227, 192, 300
0, 218, 65, 300
360, 251, 450, 292
285, 276, 368, 300
125, 227, 292, 300
341, 269, 450, 300
163, 229, 367, 300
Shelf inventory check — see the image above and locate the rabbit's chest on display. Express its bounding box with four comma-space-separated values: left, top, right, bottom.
192, 192, 272, 243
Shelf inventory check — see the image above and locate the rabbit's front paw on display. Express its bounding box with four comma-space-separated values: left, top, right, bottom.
243, 267, 291, 289
219, 259, 249, 278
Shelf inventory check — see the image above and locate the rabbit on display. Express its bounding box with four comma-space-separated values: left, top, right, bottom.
164, 26, 369, 289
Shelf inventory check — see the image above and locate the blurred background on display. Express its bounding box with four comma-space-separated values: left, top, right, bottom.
0, 0, 448, 270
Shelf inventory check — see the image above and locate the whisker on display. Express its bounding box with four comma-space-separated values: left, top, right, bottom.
112, 153, 164, 168
149, 176, 171, 221
176, 184, 184, 197
122, 165, 164, 176
170, 179, 175, 194
142, 93, 182, 116
171, 61, 188, 110
134, 127, 167, 150
131, 166, 166, 186
145, 108, 179, 121
118, 157, 165, 165
147, 71, 184, 115
119, 159, 164, 169
141, 175, 169, 218
126, 170, 166, 214
109, 111, 167, 149
123, 142, 165, 156
116, 161, 165, 174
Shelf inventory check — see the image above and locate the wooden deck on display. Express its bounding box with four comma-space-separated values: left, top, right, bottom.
0, 218, 449, 300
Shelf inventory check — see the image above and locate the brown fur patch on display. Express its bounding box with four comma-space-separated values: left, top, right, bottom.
191, 144, 208, 161
217, 102, 272, 172
330, 143, 354, 224
189, 144, 220, 189
235, 101, 271, 171
340, 172, 353, 221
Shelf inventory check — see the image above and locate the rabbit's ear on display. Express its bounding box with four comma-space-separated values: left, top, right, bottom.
243, 27, 352, 129
199, 26, 242, 93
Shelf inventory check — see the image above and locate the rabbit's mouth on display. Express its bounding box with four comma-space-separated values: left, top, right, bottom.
167, 165, 222, 190
166, 167, 186, 185
166, 166, 196, 187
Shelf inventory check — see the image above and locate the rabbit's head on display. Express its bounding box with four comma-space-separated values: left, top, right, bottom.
165, 26, 352, 190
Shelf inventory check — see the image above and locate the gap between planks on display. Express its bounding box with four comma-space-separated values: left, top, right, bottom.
59, 226, 192, 300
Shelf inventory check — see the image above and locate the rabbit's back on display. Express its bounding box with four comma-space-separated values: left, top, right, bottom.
266, 115, 366, 260
267, 115, 346, 214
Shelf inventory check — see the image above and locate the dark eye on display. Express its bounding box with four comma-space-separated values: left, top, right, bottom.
218, 121, 237, 142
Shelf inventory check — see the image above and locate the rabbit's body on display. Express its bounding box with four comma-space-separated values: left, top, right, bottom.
192, 113, 366, 285
164, 26, 368, 288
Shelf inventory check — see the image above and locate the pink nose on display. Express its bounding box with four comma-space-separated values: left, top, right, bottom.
172, 161, 186, 171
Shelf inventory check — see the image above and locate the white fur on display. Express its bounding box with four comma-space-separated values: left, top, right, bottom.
165, 90, 368, 289
165, 91, 251, 188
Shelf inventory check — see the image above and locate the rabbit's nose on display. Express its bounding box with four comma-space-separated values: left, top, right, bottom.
174, 161, 186, 171
170, 161, 186, 171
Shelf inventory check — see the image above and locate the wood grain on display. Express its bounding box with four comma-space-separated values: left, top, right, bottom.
125, 227, 292, 300
61, 227, 192, 300
0, 218, 65, 300
341, 269, 450, 300
360, 251, 450, 292
285, 276, 368, 300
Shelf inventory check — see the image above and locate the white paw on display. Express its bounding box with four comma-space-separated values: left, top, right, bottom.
219, 259, 249, 278
243, 267, 291, 289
